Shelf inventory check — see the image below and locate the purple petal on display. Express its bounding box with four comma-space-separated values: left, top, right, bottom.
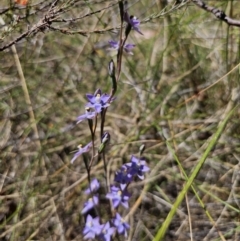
94, 103, 102, 113
100, 93, 111, 103
131, 17, 140, 26
81, 196, 99, 214
112, 199, 121, 209
85, 178, 100, 194
87, 112, 97, 119
82, 142, 93, 152
130, 16, 143, 35
71, 150, 83, 164
141, 165, 150, 172
76, 109, 97, 124
124, 43, 135, 54
83, 231, 95, 240
108, 40, 119, 49
131, 155, 139, 163
71, 142, 92, 164
94, 89, 102, 96
76, 113, 88, 124
86, 94, 95, 103
137, 174, 144, 180
133, 27, 143, 35
118, 225, 124, 234
125, 43, 135, 49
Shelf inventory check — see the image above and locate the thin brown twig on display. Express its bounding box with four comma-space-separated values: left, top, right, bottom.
0, 0, 188, 52
192, 0, 240, 27
52, 1, 118, 23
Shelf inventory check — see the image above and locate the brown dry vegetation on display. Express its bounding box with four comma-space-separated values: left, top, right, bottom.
1, 0, 240, 240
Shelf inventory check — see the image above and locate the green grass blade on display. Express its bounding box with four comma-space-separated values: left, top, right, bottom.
166, 141, 228, 241
153, 104, 238, 241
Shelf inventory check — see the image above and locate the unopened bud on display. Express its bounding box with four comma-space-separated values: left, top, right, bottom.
98, 132, 111, 153
139, 144, 145, 156
102, 132, 110, 144
108, 59, 115, 77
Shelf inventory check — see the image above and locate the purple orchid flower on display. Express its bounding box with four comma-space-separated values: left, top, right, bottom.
71, 142, 92, 164
106, 185, 130, 209
114, 165, 133, 190
112, 213, 130, 237
124, 10, 143, 35
108, 40, 135, 55
76, 107, 97, 124
86, 89, 111, 113
83, 215, 102, 240
81, 195, 99, 214
98, 222, 115, 241
85, 178, 100, 195
125, 155, 150, 180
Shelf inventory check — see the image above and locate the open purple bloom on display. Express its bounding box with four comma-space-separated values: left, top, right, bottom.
108, 40, 135, 55
125, 155, 150, 180
81, 195, 99, 214
85, 178, 100, 195
83, 215, 102, 240
98, 222, 115, 241
106, 186, 130, 209
129, 16, 143, 35
115, 165, 133, 190
77, 107, 97, 124
124, 11, 143, 35
86, 89, 111, 113
71, 142, 92, 164
112, 213, 130, 237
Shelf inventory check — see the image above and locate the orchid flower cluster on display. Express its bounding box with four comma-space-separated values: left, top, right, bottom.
82, 155, 149, 240
71, 1, 148, 240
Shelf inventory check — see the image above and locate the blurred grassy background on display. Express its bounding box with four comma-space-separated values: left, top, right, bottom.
1, 0, 240, 240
